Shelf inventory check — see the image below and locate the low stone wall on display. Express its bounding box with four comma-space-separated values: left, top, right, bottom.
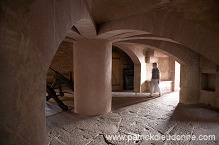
145, 81, 173, 93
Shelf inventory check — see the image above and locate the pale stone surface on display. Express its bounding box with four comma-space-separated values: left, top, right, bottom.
199, 56, 219, 108
49, 42, 73, 73
48, 41, 73, 81
46, 92, 219, 145
74, 39, 112, 115
180, 50, 200, 104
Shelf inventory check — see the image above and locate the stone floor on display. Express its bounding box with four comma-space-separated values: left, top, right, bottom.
46, 92, 219, 145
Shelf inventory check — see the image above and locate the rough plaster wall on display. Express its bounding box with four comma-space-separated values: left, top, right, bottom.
146, 63, 153, 81
200, 56, 218, 73
48, 41, 73, 80
199, 56, 218, 108
0, 1, 46, 144
146, 57, 172, 81
145, 57, 174, 93
180, 51, 200, 104
158, 58, 171, 81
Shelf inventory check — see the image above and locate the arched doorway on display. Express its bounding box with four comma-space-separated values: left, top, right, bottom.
112, 46, 134, 91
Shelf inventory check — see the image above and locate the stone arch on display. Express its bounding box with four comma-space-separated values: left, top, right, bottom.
98, 10, 219, 65
113, 44, 141, 65
113, 43, 143, 92
113, 39, 193, 93
117, 39, 192, 65
28, 0, 96, 70
113, 39, 200, 102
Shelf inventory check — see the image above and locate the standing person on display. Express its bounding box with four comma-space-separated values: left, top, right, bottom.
150, 62, 162, 97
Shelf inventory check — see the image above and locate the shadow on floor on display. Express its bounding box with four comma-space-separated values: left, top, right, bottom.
112, 95, 160, 110
169, 103, 219, 123
46, 92, 162, 116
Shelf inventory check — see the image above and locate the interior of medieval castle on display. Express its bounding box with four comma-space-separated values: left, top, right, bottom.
1, 0, 219, 144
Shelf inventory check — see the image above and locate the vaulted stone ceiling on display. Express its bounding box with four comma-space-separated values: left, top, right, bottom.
85, 0, 219, 32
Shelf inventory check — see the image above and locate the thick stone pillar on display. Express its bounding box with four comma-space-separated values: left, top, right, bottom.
180, 52, 200, 104
74, 39, 112, 115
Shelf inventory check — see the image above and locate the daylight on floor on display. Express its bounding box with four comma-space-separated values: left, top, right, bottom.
1, 0, 219, 145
